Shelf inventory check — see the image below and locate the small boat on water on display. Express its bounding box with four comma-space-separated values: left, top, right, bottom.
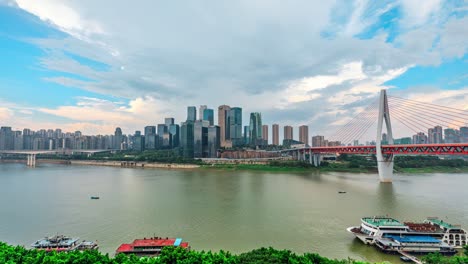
116, 236, 190, 257
90, 196, 100, 199
31, 235, 98, 252
338, 191, 346, 194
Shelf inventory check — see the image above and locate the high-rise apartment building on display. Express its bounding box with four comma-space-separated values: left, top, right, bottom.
249, 112, 263, 146
203, 108, 214, 126
428, 125, 443, 143
132, 130, 145, 151
312, 135, 325, 147
272, 124, 279, 145
444, 128, 459, 143
218, 105, 231, 147
412, 132, 428, 144
284, 126, 293, 141
262, 125, 268, 145
0, 126, 14, 150
299, 125, 309, 145
187, 106, 197, 121
199, 105, 207, 120
461, 127, 468, 143
230, 107, 242, 146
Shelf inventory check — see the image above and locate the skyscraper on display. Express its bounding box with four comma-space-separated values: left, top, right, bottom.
412, 132, 428, 144
157, 124, 167, 148
299, 125, 309, 145
203, 108, 214, 126
249, 112, 263, 146
229, 107, 242, 146
207, 126, 220, 158
244, 125, 250, 145
218, 105, 231, 147
114, 127, 123, 150
199, 105, 207, 120
262, 125, 268, 145
0, 127, 14, 150
193, 120, 209, 158
272, 124, 279, 145
284, 126, 293, 141
144, 126, 157, 149
180, 121, 194, 158
132, 130, 145, 152
168, 124, 180, 148
165, 118, 175, 126
187, 106, 197, 121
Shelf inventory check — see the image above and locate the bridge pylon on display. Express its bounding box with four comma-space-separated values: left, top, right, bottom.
376, 89, 394, 183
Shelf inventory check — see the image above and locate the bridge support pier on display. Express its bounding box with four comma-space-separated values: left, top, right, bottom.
312, 154, 321, 167
26, 154, 36, 167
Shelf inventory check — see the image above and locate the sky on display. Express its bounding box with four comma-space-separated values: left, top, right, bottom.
0, 0, 467, 142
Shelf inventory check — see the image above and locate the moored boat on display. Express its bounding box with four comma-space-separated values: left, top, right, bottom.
31, 235, 98, 252
347, 216, 468, 250
116, 236, 190, 257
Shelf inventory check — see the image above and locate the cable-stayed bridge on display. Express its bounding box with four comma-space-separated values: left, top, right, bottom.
285, 89, 468, 183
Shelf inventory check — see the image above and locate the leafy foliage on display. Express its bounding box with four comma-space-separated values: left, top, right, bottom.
0, 242, 368, 264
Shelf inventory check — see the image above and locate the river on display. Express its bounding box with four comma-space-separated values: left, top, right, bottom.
0, 163, 467, 263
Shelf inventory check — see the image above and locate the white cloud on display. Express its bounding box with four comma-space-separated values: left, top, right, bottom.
400, 0, 442, 28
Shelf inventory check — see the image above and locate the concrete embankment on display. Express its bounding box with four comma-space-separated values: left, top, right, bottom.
70, 160, 200, 169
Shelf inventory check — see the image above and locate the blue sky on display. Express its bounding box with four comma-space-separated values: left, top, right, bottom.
0, 0, 466, 140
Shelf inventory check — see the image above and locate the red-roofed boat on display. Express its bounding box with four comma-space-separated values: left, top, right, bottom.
115, 237, 190, 257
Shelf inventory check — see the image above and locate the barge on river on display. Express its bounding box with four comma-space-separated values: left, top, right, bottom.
116, 237, 190, 257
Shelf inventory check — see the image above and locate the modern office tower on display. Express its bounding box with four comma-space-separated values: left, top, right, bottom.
0, 126, 14, 150
132, 130, 145, 152
112, 127, 122, 149
272, 124, 279, 145
157, 124, 167, 148
244, 125, 250, 145
180, 121, 195, 158
144, 126, 156, 136
249, 112, 263, 146
312, 135, 325, 147
169, 124, 180, 148
444, 128, 459, 143
284, 126, 293, 140
203, 108, 214, 126
199, 105, 207, 120
187, 106, 197, 121
218, 105, 231, 147
412, 132, 428, 144
144, 126, 157, 149
461, 126, 468, 143
193, 120, 209, 158
207, 126, 220, 158
162, 132, 171, 147
428, 125, 443, 143
299, 125, 309, 145
165, 118, 175, 127
229, 107, 242, 146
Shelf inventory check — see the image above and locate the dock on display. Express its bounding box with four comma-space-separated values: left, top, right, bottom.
397, 250, 422, 264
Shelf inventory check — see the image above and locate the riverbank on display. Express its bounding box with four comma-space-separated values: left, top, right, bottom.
2, 158, 467, 173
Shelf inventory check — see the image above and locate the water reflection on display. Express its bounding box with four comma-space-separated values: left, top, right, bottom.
376, 183, 396, 213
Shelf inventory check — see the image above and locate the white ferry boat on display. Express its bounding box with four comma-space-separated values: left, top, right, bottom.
347, 216, 467, 249
31, 235, 98, 252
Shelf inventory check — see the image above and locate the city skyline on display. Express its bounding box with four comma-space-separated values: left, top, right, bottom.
0, 1, 466, 138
